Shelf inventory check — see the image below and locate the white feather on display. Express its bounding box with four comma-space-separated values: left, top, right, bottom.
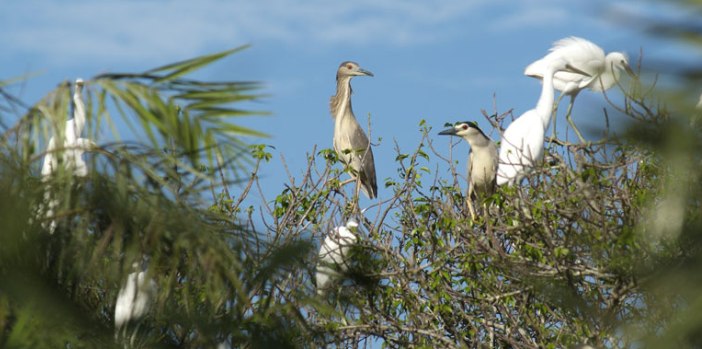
316, 220, 359, 295
39, 79, 94, 233
498, 59, 572, 185
114, 267, 157, 330
524, 36, 630, 95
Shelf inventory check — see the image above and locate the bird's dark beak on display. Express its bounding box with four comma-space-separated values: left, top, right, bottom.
565, 64, 591, 77
438, 128, 457, 136
357, 68, 374, 77
624, 64, 637, 77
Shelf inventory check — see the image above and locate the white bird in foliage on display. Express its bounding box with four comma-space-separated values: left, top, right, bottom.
438, 121, 498, 219
316, 219, 359, 295
40, 78, 95, 233
498, 59, 590, 186
524, 36, 635, 142
330, 61, 377, 199
114, 262, 157, 343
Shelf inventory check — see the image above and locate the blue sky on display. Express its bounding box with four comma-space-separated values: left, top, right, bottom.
0, 0, 694, 209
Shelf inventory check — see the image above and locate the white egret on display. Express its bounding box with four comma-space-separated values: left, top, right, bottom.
40, 79, 95, 233
497, 59, 590, 186
524, 36, 634, 142
330, 61, 377, 199
438, 121, 498, 219
114, 262, 157, 344
316, 219, 359, 295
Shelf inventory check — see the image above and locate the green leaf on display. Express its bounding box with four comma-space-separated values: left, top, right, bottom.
147, 46, 250, 82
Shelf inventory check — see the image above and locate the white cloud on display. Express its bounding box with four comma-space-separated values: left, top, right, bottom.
488, 6, 570, 31
1, 0, 493, 66
2, 0, 610, 70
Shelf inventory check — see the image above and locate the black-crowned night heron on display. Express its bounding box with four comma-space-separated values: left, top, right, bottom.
524, 36, 635, 142
329, 61, 377, 199
498, 59, 590, 186
439, 121, 498, 219
316, 218, 359, 295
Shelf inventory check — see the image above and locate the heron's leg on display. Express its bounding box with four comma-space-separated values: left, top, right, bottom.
553, 93, 566, 135
338, 293, 350, 326
467, 199, 476, 222
549, 93, 566, 146
338, 176, 361, 211
356, 176, 361, 198
564, 95, 587, 143
129, 322, 141, 349
466, 187, 476, 221
339, 177, 359, 202
339, 178, 356, 186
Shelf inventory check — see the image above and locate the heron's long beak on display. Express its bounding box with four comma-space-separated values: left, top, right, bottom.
438, 127, 457, 136
624, 63, 637, 77
565, 64, 591, 77
357, 68, 374, 77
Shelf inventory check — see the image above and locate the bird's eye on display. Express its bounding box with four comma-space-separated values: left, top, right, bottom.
346, 64, 353, 70
462, 124, 469, 130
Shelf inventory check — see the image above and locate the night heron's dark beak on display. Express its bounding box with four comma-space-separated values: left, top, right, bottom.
358, 68, 374, 77
438, 127, 457, 136
565, 64, 591, 77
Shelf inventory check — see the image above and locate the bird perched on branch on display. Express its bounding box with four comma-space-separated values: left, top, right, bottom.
524, 36, 635, 142
39, 78, 95, 233
498, 59, 590, 186
330, 61, 377, 199
439, 121, 497, 219
316, 219, 359, 295
114, 262, 157, 345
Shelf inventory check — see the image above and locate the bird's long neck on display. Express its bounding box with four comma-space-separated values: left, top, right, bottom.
464, 133, 492, 149
330, 76, 353, 121
598, 55, 620, 90
535, 66, 557, 130
72, 88, 86, 136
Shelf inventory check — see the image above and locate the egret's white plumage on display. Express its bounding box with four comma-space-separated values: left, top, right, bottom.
525, 36, 632, 95
524, 37, 634, 142
40, 79, 95, 233
114, 263, 157, 332
41, 79, 92, 177
498, 59, 587, 186
316, 219, 359, 295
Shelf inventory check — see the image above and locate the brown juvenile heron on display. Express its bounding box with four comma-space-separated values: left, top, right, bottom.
330, 61, 377, 199
439, 121, 498, 219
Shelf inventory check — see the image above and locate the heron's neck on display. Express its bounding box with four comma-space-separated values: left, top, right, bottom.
72, 90, 86, 136
535, 67, 556, 130
599, 56, 621, 90
464, 134, 492, 149
330, 76, 353, 120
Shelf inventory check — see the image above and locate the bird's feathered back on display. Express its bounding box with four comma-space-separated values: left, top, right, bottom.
316, 222, 359, 295
114, 269, 157, 330
524, 36, 630, 95
498, 59, 569, 186
468, 138, 498, 198
329, 61, 378, 199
